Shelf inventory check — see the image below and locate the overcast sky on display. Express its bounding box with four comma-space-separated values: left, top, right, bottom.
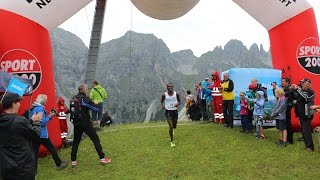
59, 0, 320, 57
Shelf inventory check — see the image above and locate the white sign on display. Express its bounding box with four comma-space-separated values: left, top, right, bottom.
232, 0, 312, 30
0, 0, 93, 30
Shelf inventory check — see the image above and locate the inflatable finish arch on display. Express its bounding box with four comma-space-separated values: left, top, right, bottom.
0, 0, 319, 152
0, 0, 94, 153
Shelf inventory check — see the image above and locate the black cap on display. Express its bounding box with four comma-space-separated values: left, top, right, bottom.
0, 93, 23, 109
299, 78, 311, 84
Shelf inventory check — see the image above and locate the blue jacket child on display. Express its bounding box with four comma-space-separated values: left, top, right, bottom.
246, 91, 265, 116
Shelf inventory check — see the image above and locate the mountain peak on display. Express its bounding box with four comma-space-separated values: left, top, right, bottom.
124, 30, 157, 39
249, 43, 259, 52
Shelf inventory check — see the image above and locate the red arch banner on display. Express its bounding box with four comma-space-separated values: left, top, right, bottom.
0, 9, 61, 153
269, 8, 320, 131
0, 0, 94, 155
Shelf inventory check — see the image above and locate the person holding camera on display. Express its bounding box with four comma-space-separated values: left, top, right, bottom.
281, 78, 294, 144
30, 94, 68, 170
271, 82, 277, 97
291, 78, 315, 152
310, 105, 320, 113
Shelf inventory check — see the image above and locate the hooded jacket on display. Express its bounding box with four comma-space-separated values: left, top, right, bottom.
57, 96, 68, 120
57, 97, 67, 111
211, 71, 222, 87
246, 91, 265, 116
89, 85, 107, 103
30, 102, 52, 138
0, 113, 39, 176
210, 71, 222, 98
201, 80, 212, 102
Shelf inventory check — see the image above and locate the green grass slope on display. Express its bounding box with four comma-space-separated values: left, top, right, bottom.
37, 122, 320, 179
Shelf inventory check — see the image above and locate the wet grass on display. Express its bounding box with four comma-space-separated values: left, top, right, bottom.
37, 121, 320, 179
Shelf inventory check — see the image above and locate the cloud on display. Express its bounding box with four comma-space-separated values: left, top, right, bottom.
59, 0, 320, 57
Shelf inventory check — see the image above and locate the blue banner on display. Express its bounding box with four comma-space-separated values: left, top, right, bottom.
0, 71, 33, 95
222, 68, 281, 124
7, 77, 28, 96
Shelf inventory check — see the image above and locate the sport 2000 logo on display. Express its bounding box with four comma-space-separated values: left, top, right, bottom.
296, 37, 320, 75
0, 49, 42, 91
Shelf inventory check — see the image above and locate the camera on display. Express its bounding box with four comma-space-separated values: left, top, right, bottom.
50, 108, 58, 116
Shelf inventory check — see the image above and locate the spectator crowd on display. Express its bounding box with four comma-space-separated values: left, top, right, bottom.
185, 72, 318, 151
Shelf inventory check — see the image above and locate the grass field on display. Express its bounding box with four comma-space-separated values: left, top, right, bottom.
37, 121, 320, 179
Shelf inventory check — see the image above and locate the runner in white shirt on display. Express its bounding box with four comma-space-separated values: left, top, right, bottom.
161, 83, 181, 147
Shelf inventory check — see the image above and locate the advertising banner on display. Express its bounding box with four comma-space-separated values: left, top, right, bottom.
223, 68, 282, 127
0, 71, 33, 95
0, 0, 93, 30
232, 0, 311, 30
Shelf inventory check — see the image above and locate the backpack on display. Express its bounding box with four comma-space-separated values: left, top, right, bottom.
101, 112, 112, 127
22, 107, 34, 120
21, 107, 41, 135
69, 96, 82, 123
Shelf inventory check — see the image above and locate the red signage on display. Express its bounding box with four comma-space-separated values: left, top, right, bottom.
296, 37, 320, 75
0, 49, 42, 91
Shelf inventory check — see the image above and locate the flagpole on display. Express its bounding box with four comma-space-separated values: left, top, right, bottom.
0, 88, 9, 103
0, 76, 13, 103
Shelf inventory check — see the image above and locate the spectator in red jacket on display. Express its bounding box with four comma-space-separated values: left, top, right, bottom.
57, 97, 69, 145
210, 71, 224, 123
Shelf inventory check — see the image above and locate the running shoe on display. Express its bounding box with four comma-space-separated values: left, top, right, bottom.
170, 141, 176, 147
100, 157, 112, 165
71, 161, 77, 168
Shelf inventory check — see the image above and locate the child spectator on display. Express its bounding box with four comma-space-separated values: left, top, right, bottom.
199, 80, 208, 121
246, 91, 266, 140
239, 92, 250, 133
271, 88, 287, 147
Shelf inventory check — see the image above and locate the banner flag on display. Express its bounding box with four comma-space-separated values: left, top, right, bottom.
7, 77, 28, 96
